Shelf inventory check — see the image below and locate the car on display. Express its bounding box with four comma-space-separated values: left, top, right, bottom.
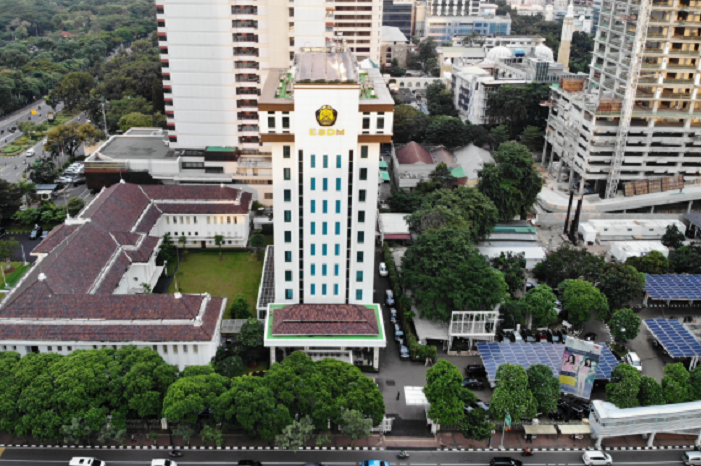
536, 331, 548, 342
394, 324, 404, 342
379, 262, 388, 277
462, 378, 485, 389
521, 329, 537, 343
29, 228, 42, 240
25, 148, 35, 157
399, 345, 410, 359
69, 458, 105, 466
41, 231, 49, 240
471, 400, 489, 412
624, 352, 643, 371
526, 280, 537, 291
489, 457, 522, 466
238, 460, 262, 466
682, 451, 701, 466
582, 451, 612, 466
151, 460, 177, 466
583, 332, 597, 341
548, 408, 566, 421
9, 126, 17, 133
385, 289, 395, 306
554, 299, 563, 314
465, 364, 487, 378
72, 177, 86, 185
361, 461, 391, 466
42, 138, 47, 145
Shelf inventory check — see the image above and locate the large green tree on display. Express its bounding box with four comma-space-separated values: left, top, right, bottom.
522, 284, 558, 327
393, 105, 429, 143
162, 372, 230, 424
50, 72, 94, 111
598, 263, 646, 313
661, 224, 685, 250
402, 228, 508, 322
669, 243, 701, 274
638, 376, 665, 406
533, 243, 605, 289
490, 252, 526, 297
569, 32, 594, 73
485, 83, 551, 137
426, 82, 457, 117
425, 116, 468, 147
118, 112, 153, 132
405, 187, 498, 240
608, 308, 642, 342
526, 364, 559, 415
558, 279, 609, 326
661, 362, 692, 404
606, 364, 641, 409
625, 250, 669, 275
489, 364, 537, 423
0, 180, 24, 222
424, 360, 476, 426
478, 142, 543, 221
46, 122, 103, 158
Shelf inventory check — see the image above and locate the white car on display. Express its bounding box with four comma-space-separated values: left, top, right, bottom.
379, 262, 388, 277
151, 460, 177, 466
69, 458, 106, 466
582, 451, 612, 466
25, 148, 35, 157
624, 352, 643, 371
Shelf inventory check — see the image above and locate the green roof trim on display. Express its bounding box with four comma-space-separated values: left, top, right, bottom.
206, 146, 238, 152
493, 225, 537, 234
381, 171, 391, 181
379, 160, 388, 168
266, 304, 385, 342
451, 167, 467, 178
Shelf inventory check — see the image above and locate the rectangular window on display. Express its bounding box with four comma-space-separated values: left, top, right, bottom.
284, 210, 292, 222
335, 244, 340, 256
335, 200, 341, 213
283, 116, 290, 128
311, 244, 316, 255
323, 155, 328, 168
311, 264, 316, 276
285, 251, 292, 262
358, 211, 366, 223
207, 216, 211, 224
311, 154, 316, 168
357, 271, 363, 282
285, 271, 292, 281
268, 116, 276, 128
336, 155, 342, 168
311, 178, 316, 190
173, 345, 178, 354
323, 200, 328, 214
285, 231, 292, 243
322, 222, 328, 235
360, 168, 367, 180
361, 146, 368, 158
357, 251, 364, 262
323, 178, 328, 191
322, 264, 327, 276
377, 117, 385, 129
334, 284, 339, 295
285, 289, 293, 299
311, 200, 316, 213
358, 231, 365, 243
356, 289, 363, 300
284, 168, 291, 180
322, 284, 327, 295
334, 264, 340, 276
359, 189, 366, 202
322, 244, 328, 256
362, 118, 370, 130
311, 284, 316, 295
284, 189, 291, 202
311, 222, 316, 235
335, 222, 340, 235
336, 178, 341, 191
283, 145, 291, 158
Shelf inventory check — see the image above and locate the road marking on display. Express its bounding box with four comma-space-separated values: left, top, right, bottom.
0, 448, 4, 458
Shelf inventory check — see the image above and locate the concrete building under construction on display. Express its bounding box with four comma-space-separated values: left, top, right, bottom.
542, 0, 701, 201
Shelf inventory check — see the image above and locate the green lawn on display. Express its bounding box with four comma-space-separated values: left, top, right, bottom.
263, 234, 274, 246
1, 262, 32, 289
167, 251, 263, 319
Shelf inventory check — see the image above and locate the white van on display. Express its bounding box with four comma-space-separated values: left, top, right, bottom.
69, 458, 105, 466
25, 148, 35, 157
682, 451, 701, 466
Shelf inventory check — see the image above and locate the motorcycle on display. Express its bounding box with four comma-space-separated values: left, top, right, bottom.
168, 451, 184, 458
521, 449, 534, 457
397, 452, 410, 459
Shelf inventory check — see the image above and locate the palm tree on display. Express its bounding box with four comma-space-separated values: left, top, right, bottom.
214, 235, 224, 261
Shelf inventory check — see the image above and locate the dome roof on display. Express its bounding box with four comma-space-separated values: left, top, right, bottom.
534, 44, 554, 62
486, 46, 512, 61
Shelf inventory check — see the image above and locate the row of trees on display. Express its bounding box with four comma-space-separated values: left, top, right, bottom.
606, 362, 701, 409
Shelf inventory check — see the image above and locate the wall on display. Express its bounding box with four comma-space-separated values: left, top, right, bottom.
153, 213, 251, 247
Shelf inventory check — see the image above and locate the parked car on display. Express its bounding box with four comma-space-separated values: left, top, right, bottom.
465, 364, 487, 378
490, 457, 522, 466
526, 280, 537, 291
72, 177, 86, 185
29, 225, 42, 240
385, 289, 395, 306
682, 451, 701, 466
536, 331, 548, 342
471, 400, 489, 412
462, 378, 485, 390
399, 345, 410, 360
624, 352, 643, 371
582, 451, 612, 466
583, 332, 597, 342
548, 408, 567, 421
362, 461, 390, 466
69, 458, 105, 466
394, 324, 404, 343
379, 262, 388, 277
520, 329, 537, 343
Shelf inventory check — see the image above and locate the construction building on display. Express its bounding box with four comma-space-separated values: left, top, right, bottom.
543, 0, 701, 199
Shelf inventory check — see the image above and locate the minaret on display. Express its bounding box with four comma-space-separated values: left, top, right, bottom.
557, 0, 574, 71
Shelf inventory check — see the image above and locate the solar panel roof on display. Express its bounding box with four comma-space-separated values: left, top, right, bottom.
645, 274, 701, 301
476, 342, 619, 382
644, 318, 701, 358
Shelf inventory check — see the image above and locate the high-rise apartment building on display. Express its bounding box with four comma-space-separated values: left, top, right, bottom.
258, 49, 392, 305
157, 0, 383, 150
543, 0, 701, 196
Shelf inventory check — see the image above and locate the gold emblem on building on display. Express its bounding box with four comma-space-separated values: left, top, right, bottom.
315, 105, 337, 127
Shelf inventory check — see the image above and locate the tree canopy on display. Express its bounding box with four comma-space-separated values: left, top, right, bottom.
533, 243, 605, 288
608, 308, 642, 342
558, 279, 609, 326
425, 116, 468, 147
392, 105, 429, 144
485, 83, 551, 137
661, 224, 685, 250
598, 263, 646, 313
424, 360, 475, 426
522, 284, 557, 327
526, 364, 560, 415
490, 252, 526, 297
625, 250, 669, 275
606, 364, 641, 409
426, 82, 457, 117
490, 364, 537, 423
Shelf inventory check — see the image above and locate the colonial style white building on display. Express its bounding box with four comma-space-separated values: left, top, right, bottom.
0, 182, 252, 369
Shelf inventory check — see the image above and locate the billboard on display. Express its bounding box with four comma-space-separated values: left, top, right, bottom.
559, 337, 602, 399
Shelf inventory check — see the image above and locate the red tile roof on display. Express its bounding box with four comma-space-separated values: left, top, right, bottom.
134, 204, 163, 233
396, 142, 434, 165
272, 304, 379, 336
141, 185, 244, 201
32, 224, 79, 255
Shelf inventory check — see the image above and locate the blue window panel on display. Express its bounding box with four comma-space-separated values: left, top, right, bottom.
336, 155, 341, 168
323, 178, 328, 191
322, 264, 327, 276
311, 284, 316, 295
285, 271, 292, 281
311, 264, 316, 276
322, 244, 328, 256
311, 154, 316, 168
322, 284, 327, 295
335, 244, 340, 256
311, 200, 316, 213
355, 290, 363, 300
323, 200, 328, 214
311, 178, 316, 190
334, 284, 339, 295
334, 264, 339, 276
285, 289, 293, 299
311, 244, 316, 255
335, 222, 340, 235
356, 271, 363, 282
358, 231, 364, 243
285, 231, 292, 243
284, 210, 291, 222
335, 200, 341, 213
336, 178, 341, 191
285, 251, 292, 262
311, 222, 316, 235
323, 155, 328, 168
322, 222, 328, 235
284, 189, 291, 202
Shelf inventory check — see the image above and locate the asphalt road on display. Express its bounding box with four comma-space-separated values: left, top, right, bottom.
0, 446, 691, 466
0, 100, 63, 149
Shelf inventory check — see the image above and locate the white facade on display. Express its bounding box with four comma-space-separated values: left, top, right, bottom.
452, 65, 526, 124
155, 213, 250, 248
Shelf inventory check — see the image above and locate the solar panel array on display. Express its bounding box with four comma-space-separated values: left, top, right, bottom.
645, 274, 701, 300
476, 341, 619, 382
644, 319, 701, 357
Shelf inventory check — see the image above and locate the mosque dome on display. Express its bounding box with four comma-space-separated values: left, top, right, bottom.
486, 46, 513, 62
534, 44, 554, 62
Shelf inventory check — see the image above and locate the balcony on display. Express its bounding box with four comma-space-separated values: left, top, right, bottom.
235, 61, 259, 69
237, 112, 258, 120
235, 75, 260, 83
233, 35, 258, 43
238, 125, 260, 132
237, 100, 258, 108
233, 20, 258, 28
234, 47, 259, 57
232, 7, 257, 14
236, 87, 259, 95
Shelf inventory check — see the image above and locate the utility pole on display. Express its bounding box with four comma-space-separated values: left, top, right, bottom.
101, 98, 109, 138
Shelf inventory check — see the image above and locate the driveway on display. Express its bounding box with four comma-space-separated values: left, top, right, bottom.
5, 233, 39, 263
